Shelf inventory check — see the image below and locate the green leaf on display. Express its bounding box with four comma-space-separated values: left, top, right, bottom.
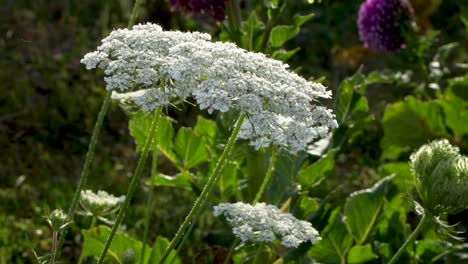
157, 117, 175, 160
194, 116, 217, 144
149, 172, 192, 188
381, 96, 447, 151
81, 226, 149, 262
440, 87, 468, 138
380, 163, 413, 193
344, 176, 395, 245
271, 47, 300, 61
415, 240, 450, 263
174, 127, 209, 169
269, 25, 299, 48
299, 196, 319, 217
148, 236, 181, 264
293, 13, 315, 27
217, 161, 240, 199
243, 11, 264, 51
309, 208, 352, 264
297, 150, 335, 187
129, 110, 152, 152
347, 244, 378, 264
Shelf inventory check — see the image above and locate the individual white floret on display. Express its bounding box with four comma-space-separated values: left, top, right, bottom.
213, 202, 321, 247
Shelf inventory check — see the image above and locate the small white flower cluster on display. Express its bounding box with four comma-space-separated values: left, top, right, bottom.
80, 190, 123, 216
213, 202, 320, 248
81, 23, 338, 152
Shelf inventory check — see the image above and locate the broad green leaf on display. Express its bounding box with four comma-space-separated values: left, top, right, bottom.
149, 173, 192, 188
440, 87, 468, 138
174, 127, 209, 169
334, 72, 366, 125
218, 161, 240, 199
447, 74, 468, 100
297, 151, 335, 187
309, 208, 352, 264
380, 163, 413, 192
81, 226, 149, 262
194, 116, 217, 144
269, 25, 299, 48
129, 110, 152, 152
347, 244, 378, 264
157, 116, 176, 162
381, 96, 447, 150
344, 176, 395, 245
299, 196, 319, 217
148, 236, 181, 264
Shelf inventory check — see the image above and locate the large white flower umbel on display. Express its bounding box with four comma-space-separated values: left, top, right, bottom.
82, 23, 337, 153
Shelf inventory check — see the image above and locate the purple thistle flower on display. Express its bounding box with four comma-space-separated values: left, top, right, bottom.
169, 0, 230, 21
357, 0, 414, 52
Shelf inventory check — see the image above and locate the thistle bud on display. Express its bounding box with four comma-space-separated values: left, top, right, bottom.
410, 139, 468, 216
46, 209, 70, 232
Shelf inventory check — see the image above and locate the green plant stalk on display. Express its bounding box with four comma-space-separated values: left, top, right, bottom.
387, 213, 430, 264
54, 0, 143, 260
223, 147, 277, 264
259, 1, 286, 52
158, 114, 246, 264
98, 106, 162, 264
50, 231, 58, 264
226, 0, 242, 46
139, 136, 160, 264
54, 91, 113, 259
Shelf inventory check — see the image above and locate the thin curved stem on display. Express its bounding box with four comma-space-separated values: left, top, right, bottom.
223, 147, 277, 264
387, 213, 430, 264
98, 106, 162, 264
158, 114, 246, 264
139, 136, 160, 264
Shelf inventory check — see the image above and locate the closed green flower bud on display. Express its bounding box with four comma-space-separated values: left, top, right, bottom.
46, 209, 71, 231
410, 139, 468, 216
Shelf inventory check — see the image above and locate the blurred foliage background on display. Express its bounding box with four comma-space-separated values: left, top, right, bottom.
1, 0, 467, 263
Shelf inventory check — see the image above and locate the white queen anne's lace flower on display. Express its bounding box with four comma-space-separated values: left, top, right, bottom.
82, 23, 338, 153
80, 190, 123, 217
213, 202, 321, 247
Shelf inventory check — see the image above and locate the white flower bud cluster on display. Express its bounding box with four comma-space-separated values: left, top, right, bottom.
81, 23, 338, 152
80, 190, 123, 217
213, 202, 321, 248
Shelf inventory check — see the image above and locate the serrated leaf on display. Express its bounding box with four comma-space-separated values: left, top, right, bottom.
297, 150, 335, 187
381, 96, 448, 150
269, 25, 299, 48
174, 127, 209, 169
347, 244, 378, 264
344, 176, 395, 245
309, 209, 352, 264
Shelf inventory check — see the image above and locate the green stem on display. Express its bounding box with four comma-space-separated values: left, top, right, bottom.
226, 0, 242, 46
259, 2, 286, 52
387, 213, 430, 264
158, 115, 246, 264
223, 147, 277, 264
50, 231, 58, 264
139, 136, 160, 264
98, 106, 162, 264
252, 147, 277, 205
54, 91, 113, 259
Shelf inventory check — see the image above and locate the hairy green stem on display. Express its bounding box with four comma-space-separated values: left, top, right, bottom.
158, 115, 246, 264
54, 91, 113, 259
139, 136, 160, 264
98, 106, 162, 264
223, 148, 277, 264
387, 213, 430, 264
